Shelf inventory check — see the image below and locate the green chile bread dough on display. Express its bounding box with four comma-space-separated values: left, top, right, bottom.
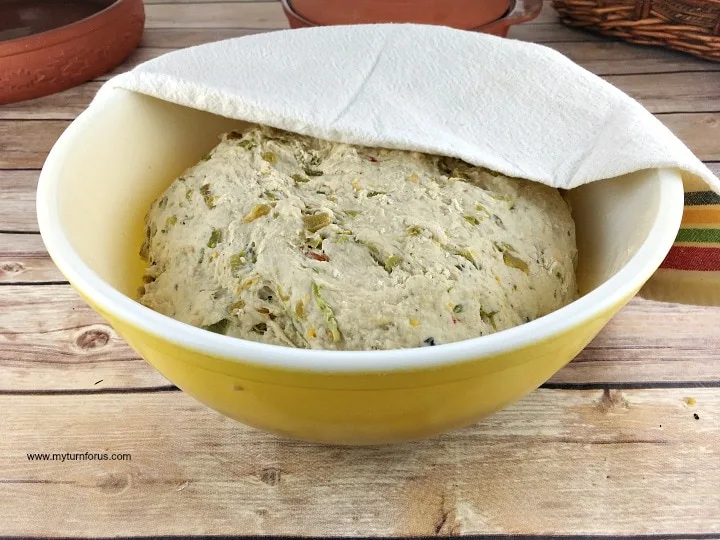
139, 125, 578, 351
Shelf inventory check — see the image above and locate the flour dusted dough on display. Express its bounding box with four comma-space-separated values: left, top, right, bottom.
139, 126, 577, 350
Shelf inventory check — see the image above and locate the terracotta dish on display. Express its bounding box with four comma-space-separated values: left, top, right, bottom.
288, 0, 511, 28
282, 0, 543, 37
0, 0, 145, 105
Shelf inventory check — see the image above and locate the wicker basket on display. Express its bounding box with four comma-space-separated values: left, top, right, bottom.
552, 0, 720, 61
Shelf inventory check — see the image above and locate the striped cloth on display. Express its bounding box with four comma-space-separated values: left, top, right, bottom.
643, 176, 720, 305
666, 191, 720, 272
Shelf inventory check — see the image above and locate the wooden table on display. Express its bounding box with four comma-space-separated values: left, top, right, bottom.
2, 1, 720, 537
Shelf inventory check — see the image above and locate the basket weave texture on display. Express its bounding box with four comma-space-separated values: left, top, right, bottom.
552, 0, 720, 61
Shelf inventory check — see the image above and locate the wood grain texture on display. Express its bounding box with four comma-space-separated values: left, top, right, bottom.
0, 84, 103, 121
0, 171, 38, 232
0, 234, 62, 283
144, 1, 289, 28
550, 41, 720, 75
1, 284, 718, 391
140, 27, 277, 48
0, 121, 69, 169
0, 388, 717, 536
555, 299, 720, 385
660, 113, 720, 161
0, 285, 169, 392
510, 22, 607, 42
605, 72, 720, 114
0, 84, 102, 121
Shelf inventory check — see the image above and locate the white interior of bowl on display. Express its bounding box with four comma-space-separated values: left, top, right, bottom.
37, 89, 684, 372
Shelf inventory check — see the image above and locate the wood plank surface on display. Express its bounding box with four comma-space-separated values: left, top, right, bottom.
0, 121, 70, 169
605, 72, 720, 114
661, 113, 720, 161
0, 285, 169, 392
0, 234, 61, 283
0, 285, 718, 392
140, 27, 276, 48
0, 388, 717, 536
549, 41, 720, 74
511, 23, 608, 43
558, 299, 720, 385
0, 171, 38, 232
0, 84, 103, 121
144, 1, 289, 29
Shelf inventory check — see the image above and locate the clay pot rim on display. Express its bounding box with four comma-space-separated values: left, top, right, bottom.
0, 0, 126, 58
281, 0, 515, 29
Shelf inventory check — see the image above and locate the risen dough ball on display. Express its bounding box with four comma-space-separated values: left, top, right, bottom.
139, 125, 577, 351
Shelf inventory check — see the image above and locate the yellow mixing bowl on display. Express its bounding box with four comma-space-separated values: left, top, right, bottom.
37, 90, 683, 444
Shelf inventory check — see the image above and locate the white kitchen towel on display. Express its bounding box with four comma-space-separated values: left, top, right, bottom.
96, 24, 720, 303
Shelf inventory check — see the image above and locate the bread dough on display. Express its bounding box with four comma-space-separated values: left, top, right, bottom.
139, 125, 577, 350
